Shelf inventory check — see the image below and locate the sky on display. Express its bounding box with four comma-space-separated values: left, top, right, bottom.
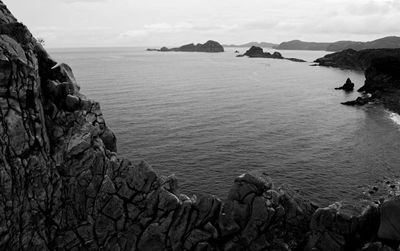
4, 0, 400, 48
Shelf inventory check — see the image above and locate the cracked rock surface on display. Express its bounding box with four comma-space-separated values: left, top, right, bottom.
0, 2, 399, 250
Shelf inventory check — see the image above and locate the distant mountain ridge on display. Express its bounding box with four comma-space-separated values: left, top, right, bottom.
223, 42, 278, 48
274, 36, 400, 51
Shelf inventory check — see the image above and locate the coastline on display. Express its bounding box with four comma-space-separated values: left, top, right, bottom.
0, 1, 400, 250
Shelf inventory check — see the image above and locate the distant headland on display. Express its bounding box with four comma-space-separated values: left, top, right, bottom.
274, 36, 400, 51
223, 41, 278, 48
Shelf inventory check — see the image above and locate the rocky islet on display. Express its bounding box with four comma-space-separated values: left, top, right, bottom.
148, 40, 224, 53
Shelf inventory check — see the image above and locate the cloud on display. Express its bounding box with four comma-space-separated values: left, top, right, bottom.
118, 21, 241, 41
308, 13, 400, 38
347, 0, 400, 16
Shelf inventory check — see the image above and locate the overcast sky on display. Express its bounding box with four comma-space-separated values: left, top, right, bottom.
5, 0, 400, 48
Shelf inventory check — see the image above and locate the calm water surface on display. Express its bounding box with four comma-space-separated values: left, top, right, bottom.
49, 47, 400, 206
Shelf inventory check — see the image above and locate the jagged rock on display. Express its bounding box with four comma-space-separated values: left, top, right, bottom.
228, 173, 271, 201
335, 78, 355, 91
307, 201, 380, 251
341, 96, 372, 106
378, 196, 400, 241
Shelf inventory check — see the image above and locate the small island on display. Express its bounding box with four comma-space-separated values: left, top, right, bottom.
238, 46, 306, 62
147, 40, 224, 53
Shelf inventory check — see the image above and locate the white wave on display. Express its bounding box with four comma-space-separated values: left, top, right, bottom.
387, 111, 400, 127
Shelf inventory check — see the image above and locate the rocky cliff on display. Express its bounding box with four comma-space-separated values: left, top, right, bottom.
0, 2, 399, 251
353, 57, 400, 113
314, 48, 400, 71
316, 48, 400, 113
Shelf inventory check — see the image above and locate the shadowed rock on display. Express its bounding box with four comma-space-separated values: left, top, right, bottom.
378, 196, 400, 241
239, 46, 306, 62
335, 78, 355, 91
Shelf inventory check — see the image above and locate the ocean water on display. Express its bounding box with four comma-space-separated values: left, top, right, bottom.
49, 47, 400, 206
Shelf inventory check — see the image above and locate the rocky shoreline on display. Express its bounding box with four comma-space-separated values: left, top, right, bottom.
0, 1, 400, 250
315, 49, 400, 113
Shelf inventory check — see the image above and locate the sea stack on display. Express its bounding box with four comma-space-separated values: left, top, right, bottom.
335, 78, 355, 91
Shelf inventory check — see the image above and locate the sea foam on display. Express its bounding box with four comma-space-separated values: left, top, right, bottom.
387, 111, 400, 127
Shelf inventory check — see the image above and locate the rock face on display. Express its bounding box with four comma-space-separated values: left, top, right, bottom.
306, 201, 381, 251
340, 56, 400, 112
0, 1, 400, 251
359, 57, 400, 93
151, 40, 224, 53
378, 196, 400, 241
335, 78, 355, 91
239, 46, 306, 62
275, 36, 400, 51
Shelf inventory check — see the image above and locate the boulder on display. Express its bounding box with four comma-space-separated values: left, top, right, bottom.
307, 201, 380, 250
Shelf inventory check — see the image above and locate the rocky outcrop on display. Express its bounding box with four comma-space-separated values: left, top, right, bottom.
341, 96, 372, 106
1, 1, 400, 251
238, 46, 306, 62
335, 78, 355, 91
239, 46, 283, 58
340, 56, 400, 112
306, 201, 381, 250
149, 40, 224, 53
315, 48, 400, 110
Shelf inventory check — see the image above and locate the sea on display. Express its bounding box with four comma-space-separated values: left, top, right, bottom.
49, 47, 400, 206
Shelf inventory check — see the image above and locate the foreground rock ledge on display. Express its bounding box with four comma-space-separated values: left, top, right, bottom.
0, 2, 400, 250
